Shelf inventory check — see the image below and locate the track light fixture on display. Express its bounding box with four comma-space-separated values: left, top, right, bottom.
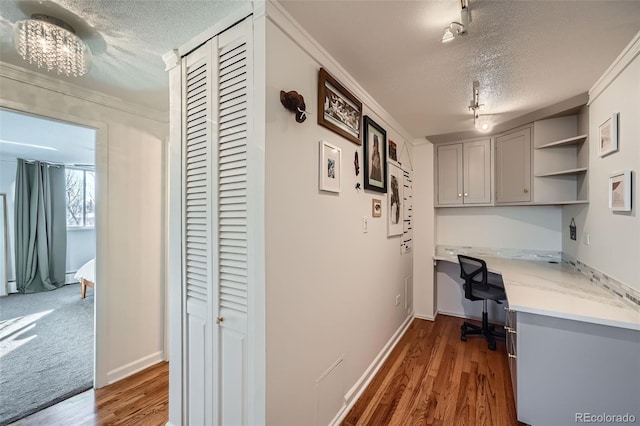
469, 80, 493, 132
442, 0, 470, 43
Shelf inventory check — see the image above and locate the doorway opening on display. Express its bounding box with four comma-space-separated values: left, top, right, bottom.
0, 108, 97, 424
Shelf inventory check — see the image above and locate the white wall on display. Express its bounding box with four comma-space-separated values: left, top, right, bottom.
436, 206, 563, 251
0, 158, 96, 286
412, 142, 436, 319
264, 18, 413, 426
0, 67, 167, 386
563, 41, 640, 291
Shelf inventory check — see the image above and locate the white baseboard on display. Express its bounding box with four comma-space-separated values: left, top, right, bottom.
106, 350, 165, 384
330, 314, 414, 426
414, 313, 436, 321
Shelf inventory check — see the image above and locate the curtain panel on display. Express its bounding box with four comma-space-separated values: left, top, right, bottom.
14, 159, 67, 293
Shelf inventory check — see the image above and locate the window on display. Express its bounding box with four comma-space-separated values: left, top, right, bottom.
65, 168, 95, 227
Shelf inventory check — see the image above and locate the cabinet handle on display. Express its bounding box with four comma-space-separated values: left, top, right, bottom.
508, 353, 517, 359
523, 188, 529, 193
216, 316, 224, 324
458, 193, 462, 197
464, 193, 468, 197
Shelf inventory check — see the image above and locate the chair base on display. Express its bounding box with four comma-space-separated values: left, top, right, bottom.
460, 310, 505, 351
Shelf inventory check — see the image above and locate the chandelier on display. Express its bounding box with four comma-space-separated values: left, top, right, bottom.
13, 14, 92, 77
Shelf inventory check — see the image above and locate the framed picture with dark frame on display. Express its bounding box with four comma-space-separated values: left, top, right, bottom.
363, 116, 387, 193
317, 68, 363, 145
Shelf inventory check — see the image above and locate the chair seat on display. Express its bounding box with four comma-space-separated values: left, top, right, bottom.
464, 282, 506, 301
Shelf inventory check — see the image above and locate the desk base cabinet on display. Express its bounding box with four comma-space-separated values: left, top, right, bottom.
508, 310, 640, 425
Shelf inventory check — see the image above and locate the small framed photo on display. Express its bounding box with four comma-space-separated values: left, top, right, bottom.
319, 140, 342, 193
609, 170, 632, 212
318, 68, 363, 145
388, 140, 399, 164
387, 162, 403, 236
363, 116, 387, 193
372, 199, 382, 217
598, 113, 619, 157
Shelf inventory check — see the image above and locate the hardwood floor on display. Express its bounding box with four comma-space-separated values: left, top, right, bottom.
342, 315, 523, 426
12, 316, 520, 426
11, 362, 168, 426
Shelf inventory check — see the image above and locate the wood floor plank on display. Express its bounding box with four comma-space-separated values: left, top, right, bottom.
342, 315, 525, 426
11, 362, 168, 426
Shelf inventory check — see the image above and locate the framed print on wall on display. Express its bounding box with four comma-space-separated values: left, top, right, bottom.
388, 140, 399, 165
319, 140, 342, 193
598, 112, 619, 157
609, 170, 631, 212
362, 116, 387, 193
317, 68, 363, 145
372, 199, 382, 217
387, 162, 403, 236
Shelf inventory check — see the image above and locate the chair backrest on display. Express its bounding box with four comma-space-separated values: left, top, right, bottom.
458, 255, 488, 285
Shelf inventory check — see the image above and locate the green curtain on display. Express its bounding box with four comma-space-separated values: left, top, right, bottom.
14, 159, 67, 293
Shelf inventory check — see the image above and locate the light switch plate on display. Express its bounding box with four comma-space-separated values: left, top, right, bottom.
362, 216, 369, 234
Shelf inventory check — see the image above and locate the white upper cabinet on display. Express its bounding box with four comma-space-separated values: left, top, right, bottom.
436, 139, 491, 206
495, 128, 532, 204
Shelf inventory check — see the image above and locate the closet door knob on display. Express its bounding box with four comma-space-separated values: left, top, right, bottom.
458, 193, 462, 197
523, 188, 529, 193
464, 193, 468, 197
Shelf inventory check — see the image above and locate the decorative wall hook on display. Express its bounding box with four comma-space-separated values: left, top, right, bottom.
280, 90, 308, 123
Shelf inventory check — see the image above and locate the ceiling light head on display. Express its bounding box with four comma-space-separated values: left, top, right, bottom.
13, 14, 92, 77
442, 27, 455, 43
441, 1, 471, 43
475, 115, 493, 133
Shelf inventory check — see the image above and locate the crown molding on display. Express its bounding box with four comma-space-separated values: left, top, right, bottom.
266, 0, 414, 143
589, 30, 640, 105
0, 61, 168, 123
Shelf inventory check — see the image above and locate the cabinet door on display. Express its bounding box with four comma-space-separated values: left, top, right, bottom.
463, 139, 491, 204
496, 129, 531, 203
436, 144, 463, 205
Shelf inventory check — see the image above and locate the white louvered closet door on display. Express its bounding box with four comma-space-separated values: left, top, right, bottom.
182, 18, 252, 426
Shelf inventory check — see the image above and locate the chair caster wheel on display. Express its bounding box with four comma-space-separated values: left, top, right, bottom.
488, 341, 496, 351
461, 335, 467, 342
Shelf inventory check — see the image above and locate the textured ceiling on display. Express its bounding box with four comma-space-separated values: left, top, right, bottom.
0, 0, 248, 113
281, 0, 640, 138
0, 109, 96, 165
0, 1, 638, 138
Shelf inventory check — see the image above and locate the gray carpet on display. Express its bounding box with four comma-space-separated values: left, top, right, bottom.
0, 283, 94, 425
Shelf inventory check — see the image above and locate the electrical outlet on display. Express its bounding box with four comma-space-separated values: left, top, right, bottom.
395, 295, 400, 306
362, 216, 369, 234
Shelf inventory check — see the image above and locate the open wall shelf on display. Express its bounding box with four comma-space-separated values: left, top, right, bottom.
536, 134, 588, 149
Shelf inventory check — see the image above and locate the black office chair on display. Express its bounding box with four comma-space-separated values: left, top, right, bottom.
457, 255, 506, 351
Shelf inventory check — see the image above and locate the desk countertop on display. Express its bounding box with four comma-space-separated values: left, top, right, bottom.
435, 254, 640, 331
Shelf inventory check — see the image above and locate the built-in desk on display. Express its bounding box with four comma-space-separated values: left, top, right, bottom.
435, 252, 640, 426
